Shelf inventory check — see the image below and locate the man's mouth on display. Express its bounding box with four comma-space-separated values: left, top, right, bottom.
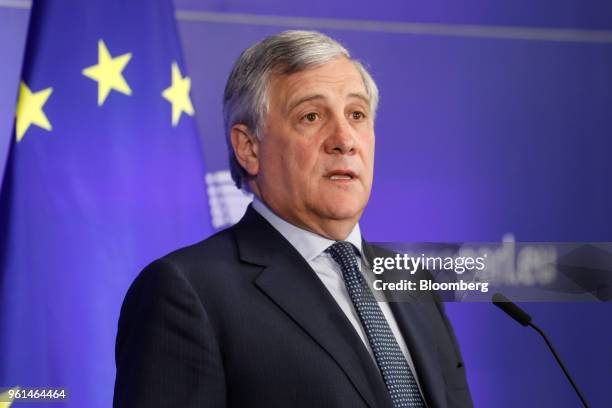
325, 170, 357, 180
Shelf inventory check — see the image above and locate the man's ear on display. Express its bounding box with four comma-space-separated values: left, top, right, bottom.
230, 124, 260, 176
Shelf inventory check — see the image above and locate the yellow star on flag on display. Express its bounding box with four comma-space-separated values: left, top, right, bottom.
162, 62, 194, 127
0, 386, 19, 407
15, 81, 53, 142
82, 39, 132, 106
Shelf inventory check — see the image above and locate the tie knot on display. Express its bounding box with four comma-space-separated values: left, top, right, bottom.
326, 241, 359, 270
326, 240, 355, 254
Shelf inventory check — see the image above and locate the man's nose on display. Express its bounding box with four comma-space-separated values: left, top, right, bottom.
324, 115, 356, 155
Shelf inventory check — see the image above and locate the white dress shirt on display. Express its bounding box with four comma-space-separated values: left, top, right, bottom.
252, 198, 424, 396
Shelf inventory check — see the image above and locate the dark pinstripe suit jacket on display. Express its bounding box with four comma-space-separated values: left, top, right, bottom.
114, 206, 473, 407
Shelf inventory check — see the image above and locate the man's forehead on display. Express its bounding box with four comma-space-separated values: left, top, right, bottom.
269, 58, 368, 108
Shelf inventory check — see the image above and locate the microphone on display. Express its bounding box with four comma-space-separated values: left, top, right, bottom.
492, 293, 590, 408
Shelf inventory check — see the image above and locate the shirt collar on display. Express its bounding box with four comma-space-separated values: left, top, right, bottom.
252, 197, 363, 262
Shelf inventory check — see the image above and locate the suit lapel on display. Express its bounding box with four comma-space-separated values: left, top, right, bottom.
233, 207, 393, 408
388, 302, 448, 408
362, 241, 448, 408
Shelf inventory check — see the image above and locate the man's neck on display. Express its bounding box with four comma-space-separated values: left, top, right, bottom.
252, 197, 361, 243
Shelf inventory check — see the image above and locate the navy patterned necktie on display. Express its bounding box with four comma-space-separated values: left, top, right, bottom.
326, 241, 425, 408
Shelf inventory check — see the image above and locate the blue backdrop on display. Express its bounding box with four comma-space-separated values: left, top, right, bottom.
176, 4, 612, 406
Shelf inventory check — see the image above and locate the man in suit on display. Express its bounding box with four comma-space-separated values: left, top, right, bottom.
114, 30, 473, 407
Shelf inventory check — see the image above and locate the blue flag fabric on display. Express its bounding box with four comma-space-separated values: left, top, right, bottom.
0, 1, 212, 406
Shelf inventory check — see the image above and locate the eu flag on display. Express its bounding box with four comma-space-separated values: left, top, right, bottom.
0, 1, 212, 406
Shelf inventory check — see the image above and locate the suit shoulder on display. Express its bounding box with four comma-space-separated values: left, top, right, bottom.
162, 226, 238, 269
128, 226, 241, 294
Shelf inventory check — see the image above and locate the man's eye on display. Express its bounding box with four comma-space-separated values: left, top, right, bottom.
303, 112, 319, 122
351, 111, 365, 120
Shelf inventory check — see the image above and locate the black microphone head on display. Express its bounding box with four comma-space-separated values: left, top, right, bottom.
492, 293, 532, 326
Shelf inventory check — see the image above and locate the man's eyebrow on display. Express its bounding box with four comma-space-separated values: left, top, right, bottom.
348, 93, 371, 107
286, 94, 326, 113
287, 93, 371, 113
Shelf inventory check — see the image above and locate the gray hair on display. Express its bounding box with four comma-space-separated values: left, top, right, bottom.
223, 30, 379, 190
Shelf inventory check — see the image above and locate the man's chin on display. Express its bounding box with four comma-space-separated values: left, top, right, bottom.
316, 200, 365, 222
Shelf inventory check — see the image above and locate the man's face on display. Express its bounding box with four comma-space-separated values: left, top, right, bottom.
253, 57, 375, 238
